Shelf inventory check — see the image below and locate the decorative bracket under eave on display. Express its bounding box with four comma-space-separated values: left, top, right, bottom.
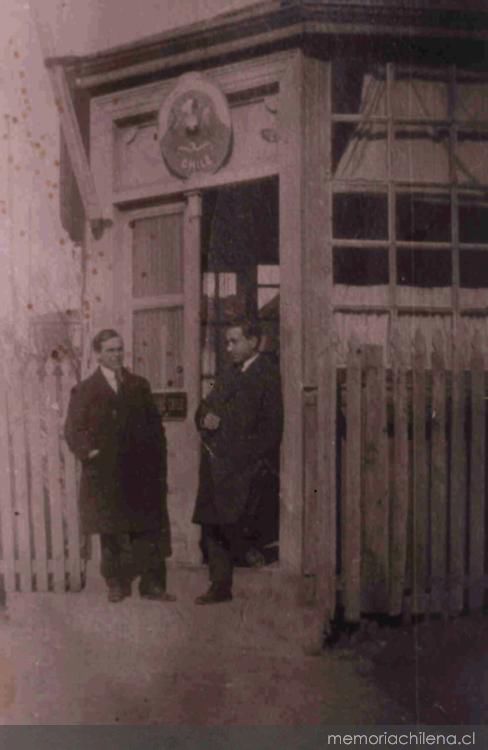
31, 4, 111, 240
90, 218, 114, 241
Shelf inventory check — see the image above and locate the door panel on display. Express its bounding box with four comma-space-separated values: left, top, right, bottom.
126, 200, 201, 563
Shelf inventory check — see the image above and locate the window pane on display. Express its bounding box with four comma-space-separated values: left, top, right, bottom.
258, 287, 279, 312
133, 308, 184, 389
396, 193, 451, 242
459, 194, 488, 243
460, 250, 488, 288
397, 249, 451, 287
333, 61, 386, 115
392, 67, 449, 120
393, 125, 450, 183
202, 272, 238, 324
257, 265, 280, 285
333, 247, 389, 285
333, 123, 387, 181
455, 71, 488, 123
333, 194, 388, 240
455, 129, 488, 186
132, 214, 183, 297
258, 318, 280, 356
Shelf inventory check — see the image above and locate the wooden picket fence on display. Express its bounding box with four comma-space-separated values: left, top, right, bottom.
315, 327, 487, 623
2, 329, 487, 622
0, 358, 84, 593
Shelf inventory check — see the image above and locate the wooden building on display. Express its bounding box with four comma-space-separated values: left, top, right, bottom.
45, 0, 488, 630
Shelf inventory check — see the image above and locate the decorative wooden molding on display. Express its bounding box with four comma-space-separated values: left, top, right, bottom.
91, 51, 288, 119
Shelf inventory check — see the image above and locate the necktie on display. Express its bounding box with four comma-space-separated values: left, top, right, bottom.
114, 369, 123, 392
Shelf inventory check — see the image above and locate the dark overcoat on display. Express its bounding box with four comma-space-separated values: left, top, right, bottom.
193, 354, 283, 526
64, 367, 171, 552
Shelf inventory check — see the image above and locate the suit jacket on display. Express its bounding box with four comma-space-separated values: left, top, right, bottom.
64, 367, 171, 550
193, 354, 283, 525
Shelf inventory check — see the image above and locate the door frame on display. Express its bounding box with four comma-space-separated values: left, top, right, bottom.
88, 48, 308, 573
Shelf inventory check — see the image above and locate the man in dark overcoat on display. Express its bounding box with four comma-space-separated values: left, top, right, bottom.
193, 318, 283, 604
65, 329, 174, 603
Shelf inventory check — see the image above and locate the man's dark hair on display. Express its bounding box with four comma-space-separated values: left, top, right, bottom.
227, 318, 262, 345
92, 329, 122, 353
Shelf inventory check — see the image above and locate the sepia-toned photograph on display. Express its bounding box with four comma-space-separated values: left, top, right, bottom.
0, 0, 488, 739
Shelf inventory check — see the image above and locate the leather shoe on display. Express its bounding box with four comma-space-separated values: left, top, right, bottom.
107, 582, 127, 603
245, 547, 266, 568
195, 586, 232, 605
139, 583, 176, 602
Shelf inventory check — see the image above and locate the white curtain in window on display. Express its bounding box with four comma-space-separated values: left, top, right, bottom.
335, 71, 488, 186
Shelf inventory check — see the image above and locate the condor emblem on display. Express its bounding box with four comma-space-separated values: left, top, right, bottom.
158, 73, 232, 179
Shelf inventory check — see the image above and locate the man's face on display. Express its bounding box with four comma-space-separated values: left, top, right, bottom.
226, 327, 258, 366
96, 336, 124, 372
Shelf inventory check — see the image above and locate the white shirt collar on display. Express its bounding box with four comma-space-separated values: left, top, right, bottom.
241, 353, 260, 373
100, 365, 118, 391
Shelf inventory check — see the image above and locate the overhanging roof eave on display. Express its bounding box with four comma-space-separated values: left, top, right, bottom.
46, 0, 488, 92
45, 1, 289, 72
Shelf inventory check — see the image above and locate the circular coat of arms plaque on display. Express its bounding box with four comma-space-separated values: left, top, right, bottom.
158, 73, 232, 179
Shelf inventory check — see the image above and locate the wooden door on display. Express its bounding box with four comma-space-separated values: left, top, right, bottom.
121, 195, 202, 563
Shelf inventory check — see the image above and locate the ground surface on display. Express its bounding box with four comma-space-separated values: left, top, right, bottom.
332, 613, 488, 725
0, 567, 485, 725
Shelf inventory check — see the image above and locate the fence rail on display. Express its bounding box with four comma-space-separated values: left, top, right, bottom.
320, 327, 488, 622
0, 359, 84, 593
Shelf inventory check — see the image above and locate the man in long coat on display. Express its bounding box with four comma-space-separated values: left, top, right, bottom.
65, 329, 174, 603
193, 318, 283, 604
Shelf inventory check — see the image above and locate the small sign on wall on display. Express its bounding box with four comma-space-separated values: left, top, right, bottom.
154, 391, 188, 420
158, 72, 232, 179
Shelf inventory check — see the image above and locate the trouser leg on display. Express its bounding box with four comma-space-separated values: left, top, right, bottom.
131, 530, 167, 591
100, 533, 133, 585
205, 524, 237, 592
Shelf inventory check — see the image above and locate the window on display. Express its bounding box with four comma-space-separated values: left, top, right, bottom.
332, 62, 488, 311
130, 209, 185, 392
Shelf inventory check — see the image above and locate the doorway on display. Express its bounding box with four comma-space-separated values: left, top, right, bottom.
199, 176, 281, 565
200, 177, 280, 393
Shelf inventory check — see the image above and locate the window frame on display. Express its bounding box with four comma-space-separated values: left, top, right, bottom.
123, 201, 186, 395
330, 61, 488, 320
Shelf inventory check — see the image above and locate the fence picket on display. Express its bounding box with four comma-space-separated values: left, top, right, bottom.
25, 361, 49, 592
449, 327, 467, 615
468, 330, 485, 610
317, 336, 338, 630
0, 328, 485, 621
430, 330, 448, 615
9, 367, 33, 592
343, 336, 362, 622
361, 345, 389, 613
0, 374, 16, 591
389, 329, 409, 616
59, 359, 83, 591
412, 329, 429, 614
45, 360, 66, 592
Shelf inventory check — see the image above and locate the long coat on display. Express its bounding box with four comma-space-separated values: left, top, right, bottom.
64, 367, 171, 552
193, 354, 283, 526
